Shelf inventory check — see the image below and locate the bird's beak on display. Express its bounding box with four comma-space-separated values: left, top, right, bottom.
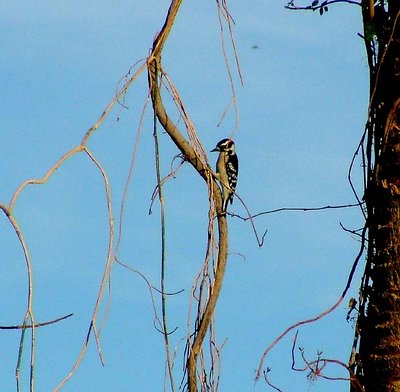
210, 147, 219, 152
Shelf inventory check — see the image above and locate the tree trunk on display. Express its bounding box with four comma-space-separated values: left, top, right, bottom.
360, 99, 400, 391
356, 2, 400, 390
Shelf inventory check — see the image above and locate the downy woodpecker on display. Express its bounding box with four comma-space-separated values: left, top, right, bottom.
211, 139, 239, 212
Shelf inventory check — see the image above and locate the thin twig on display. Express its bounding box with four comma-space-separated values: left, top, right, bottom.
263, 368, 284, 392
339, 222, 366, 240
149, 156, 185, 215
54, 147, 114, 391
153, 64, 176, 392
0, 313, 73, 329
9, 146, 84, 212
232, 193, 268, 247
114, 92, 149, 256
285, 0, 361, 11
348, 128, 368, 220
291, 331, 364, 389
81, 61, 147, 145
230, 202, 362, 221
0, 205, 36, 391
216, 0, 241, 137
116, 257, 167, 336
255, 223, 368, 382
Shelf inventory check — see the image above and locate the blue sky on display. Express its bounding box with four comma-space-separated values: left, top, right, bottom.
1, 1, 368, 391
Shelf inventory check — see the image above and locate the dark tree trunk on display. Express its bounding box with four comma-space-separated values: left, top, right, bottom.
360, 99, 400, 390
355, 1, 400, 390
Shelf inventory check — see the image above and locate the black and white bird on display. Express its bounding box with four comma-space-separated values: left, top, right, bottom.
211, 139, 239, 212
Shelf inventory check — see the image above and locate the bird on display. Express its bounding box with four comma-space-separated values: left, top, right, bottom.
210, 138, 239, 212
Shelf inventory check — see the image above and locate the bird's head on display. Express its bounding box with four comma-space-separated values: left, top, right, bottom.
210, 139, 235, 153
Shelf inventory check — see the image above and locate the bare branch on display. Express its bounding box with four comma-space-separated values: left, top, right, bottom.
114, 92, 149, 257
256, 223, 367, 382
285, 0, 361, 12
291, 331, 364, 390
230, 202, 362, 221
263, 368, 284, 391
216, 0, 242, 136
0, 204, 36, 390
339, 222, 366, 240
231, 193, 268, 247
0, 313, 73, 330
53, 147, 115, 391
81, 61, 147, 145
153, 91, 176, 391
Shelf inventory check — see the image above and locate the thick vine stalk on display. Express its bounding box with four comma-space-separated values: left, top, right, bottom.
147, 1, 230, 390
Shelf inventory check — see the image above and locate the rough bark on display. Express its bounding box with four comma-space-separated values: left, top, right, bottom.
356, 2, 400, 390
360, 100, 400, 391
